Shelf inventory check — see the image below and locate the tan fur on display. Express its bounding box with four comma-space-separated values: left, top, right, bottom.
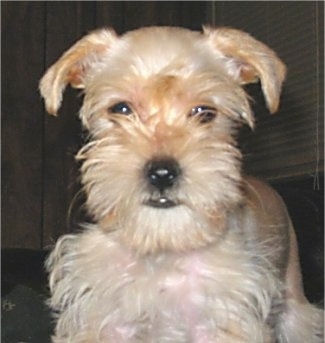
40, 26, 323, 342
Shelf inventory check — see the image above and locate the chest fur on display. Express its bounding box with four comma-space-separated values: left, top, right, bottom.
49, 230, 282, 342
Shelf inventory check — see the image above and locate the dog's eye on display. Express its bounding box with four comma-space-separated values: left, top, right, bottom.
189, 106, 217, 123
109, 102, 133, 115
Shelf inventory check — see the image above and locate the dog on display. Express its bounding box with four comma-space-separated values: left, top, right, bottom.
40, 26, 323, 342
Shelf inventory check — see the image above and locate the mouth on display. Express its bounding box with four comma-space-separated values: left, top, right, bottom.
145, 196, 179, 209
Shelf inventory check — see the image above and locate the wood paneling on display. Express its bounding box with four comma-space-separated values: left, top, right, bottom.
122, 2, 181, 30
95, 2, 125, 33
96, 2, 206, 33
2, 2, 45, 249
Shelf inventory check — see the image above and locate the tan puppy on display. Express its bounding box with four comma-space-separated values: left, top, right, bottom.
40, 26, 323, 343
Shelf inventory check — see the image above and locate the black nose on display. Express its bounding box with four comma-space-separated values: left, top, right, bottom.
145, 158, 181, 192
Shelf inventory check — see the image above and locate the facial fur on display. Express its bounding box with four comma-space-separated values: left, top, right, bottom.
78, 65, 246, 253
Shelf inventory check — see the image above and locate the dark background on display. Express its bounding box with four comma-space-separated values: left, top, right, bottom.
2, 1, 324, 303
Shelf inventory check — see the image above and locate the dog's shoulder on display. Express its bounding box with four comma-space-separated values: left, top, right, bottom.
241, 176, 291, 245
243, 176, 288, 218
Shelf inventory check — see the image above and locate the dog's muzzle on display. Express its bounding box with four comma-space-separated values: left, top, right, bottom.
144, 158, 180, 208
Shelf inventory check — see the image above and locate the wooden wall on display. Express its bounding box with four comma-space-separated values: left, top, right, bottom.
2, 2, 209, 249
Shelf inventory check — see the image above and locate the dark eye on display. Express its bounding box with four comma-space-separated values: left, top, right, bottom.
109, 102, 133, 115
189, 105, 217, 123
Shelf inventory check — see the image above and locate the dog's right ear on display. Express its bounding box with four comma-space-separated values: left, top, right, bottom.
39, 29, 118, 116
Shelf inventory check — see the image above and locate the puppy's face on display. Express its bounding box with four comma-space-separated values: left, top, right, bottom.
40, 26, 286, 253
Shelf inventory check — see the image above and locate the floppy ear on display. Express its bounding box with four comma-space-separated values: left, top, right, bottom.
204, 26, 286, 114
39, 28, 118, 116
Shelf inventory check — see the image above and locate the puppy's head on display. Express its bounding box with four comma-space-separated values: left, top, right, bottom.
40, 26, 286, 253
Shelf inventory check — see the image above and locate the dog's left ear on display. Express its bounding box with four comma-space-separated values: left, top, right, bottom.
39, 28, 118, 116
204, 26, 286, 114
